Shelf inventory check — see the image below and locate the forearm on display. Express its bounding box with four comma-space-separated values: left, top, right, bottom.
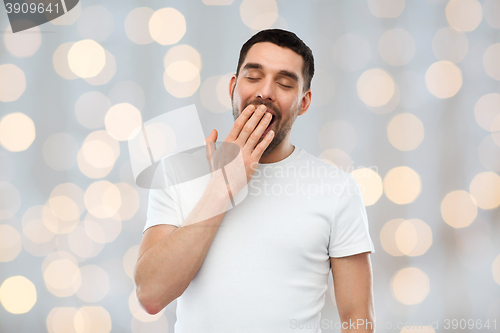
134, 176, 231, 314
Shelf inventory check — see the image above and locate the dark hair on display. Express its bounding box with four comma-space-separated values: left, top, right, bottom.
236, 29, 315, 92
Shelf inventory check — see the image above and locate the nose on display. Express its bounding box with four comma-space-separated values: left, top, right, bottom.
255, 77, 275, 102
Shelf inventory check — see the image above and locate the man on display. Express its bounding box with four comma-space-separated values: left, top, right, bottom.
134, 29, 375, 333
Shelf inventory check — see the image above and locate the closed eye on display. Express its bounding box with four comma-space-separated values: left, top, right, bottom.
246, 77, 259, 81
279, 83, 292, 89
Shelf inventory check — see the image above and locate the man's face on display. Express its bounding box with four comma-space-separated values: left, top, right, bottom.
229, 42, 310, 155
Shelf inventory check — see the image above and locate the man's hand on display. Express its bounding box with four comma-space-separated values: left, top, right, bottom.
205, 104, 274, 197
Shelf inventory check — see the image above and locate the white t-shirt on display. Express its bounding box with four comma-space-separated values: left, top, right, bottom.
144, 146, 375, 333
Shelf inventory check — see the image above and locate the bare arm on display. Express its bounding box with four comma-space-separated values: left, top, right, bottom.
134, 104, 274, 315
331, 252, 375, 333
134, 178, 231, 315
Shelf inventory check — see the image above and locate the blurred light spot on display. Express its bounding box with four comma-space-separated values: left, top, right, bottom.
432, 27, 469, 63
43, 258, 81, 297
0, 151, 15, 182
125, 7, 154, 45
166, 60, 199, 82
203, 0, 233, 4
77, 148, 114, 179
163, 70, 200, 98
49, 196, 80, 221
85, 181, 122, 219
74, 306, 112, 333
53, 42, 78, 80
43, 133, 79, 171
475, 93, 500, 132
84, 50, 116, 86
493, 254, 500, 285
123, 245, 139, 279
75, 265, 109, 303
310, 70, 335, 106
367, 0, 405, 18
131, 315, 169, 333
201, 75, 229, 113
240, 0, 278, 30
149, 8, 186, 45
68, 40, 106, 78
4, 24, 41, 57
483, 43, 500, 80
217, 73, 233, 109
383, 166, 421, 204
0, 276, 36, 314
318, 148, 353, 172
333, 34, 370, 72
75, 91, 110, 129
366, 83, 400, 115
68, 225, 98, 259
478, 135, 500, 171
49, 183, 85, 221
105, 103, 143, 141
425, 60, 462, 98
21, 205, 56, 243
115, 183, 140, 220
0, 64, 26, 102
109, 81, 145, 111
47, 307, 78, 333
398, 219, 432, 256
50, 1, 81, 25
78, 130, 120, 178
0, 224, 22, 262
391, 267, 430, 305
379, 28, 415, 66
357, 69, 395, 107
380, 218, 406, 256
21, 223, 57, 257
83, 213, 122, 244
446, 0, 482, 32
83, 141, 115, 168
129, 291, 164, 322
0, 182, 21, 219
350, 168, 383, 206
483, 0, 500, 28
163, 44, 202, 72
42, 204, 78, 235
77, 5, 114, 42
441, 190, 477, 228
469, 172, 500, 209
0, 112, 35, 152
319, 120, 357, 154
387, 113, 424, 151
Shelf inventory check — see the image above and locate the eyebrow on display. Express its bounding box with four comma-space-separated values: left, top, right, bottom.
242, 62, 299, 83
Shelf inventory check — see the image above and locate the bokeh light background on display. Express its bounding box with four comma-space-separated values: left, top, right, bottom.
1, 0, 500, 332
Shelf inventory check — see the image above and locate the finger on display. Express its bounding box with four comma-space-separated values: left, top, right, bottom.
251, 129, 274, 160
244, 111, 273, 151
235, 104, 267, 145
205, 129, 218, 173
225, 104, 256, 142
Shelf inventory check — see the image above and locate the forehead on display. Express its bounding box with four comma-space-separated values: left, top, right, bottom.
242, 42, 304, 79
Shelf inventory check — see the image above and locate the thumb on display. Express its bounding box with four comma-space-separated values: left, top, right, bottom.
205, 129, 218, 172
205, 129, 218, 144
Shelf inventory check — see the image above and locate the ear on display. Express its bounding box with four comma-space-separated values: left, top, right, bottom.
229, 74, 237, 101
298, 89, 312, 116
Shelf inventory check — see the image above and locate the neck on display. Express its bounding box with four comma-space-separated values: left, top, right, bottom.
258, 141, 295, 164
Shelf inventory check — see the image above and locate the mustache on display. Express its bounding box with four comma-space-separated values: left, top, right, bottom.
244, 99, 280, 121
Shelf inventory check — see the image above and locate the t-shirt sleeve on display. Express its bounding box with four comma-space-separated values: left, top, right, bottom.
328, 173, 375, 258
143, 160, 183, 234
